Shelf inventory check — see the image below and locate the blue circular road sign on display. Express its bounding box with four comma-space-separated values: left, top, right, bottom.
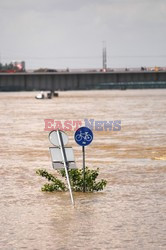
74, 127, 93, 146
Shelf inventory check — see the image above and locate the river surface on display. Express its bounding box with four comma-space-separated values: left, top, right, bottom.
0, 89, 166, 250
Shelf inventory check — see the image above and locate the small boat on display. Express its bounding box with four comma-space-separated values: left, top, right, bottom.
35, 91, 45, 99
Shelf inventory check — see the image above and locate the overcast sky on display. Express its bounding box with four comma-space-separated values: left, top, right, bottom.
0, 0, 166, 70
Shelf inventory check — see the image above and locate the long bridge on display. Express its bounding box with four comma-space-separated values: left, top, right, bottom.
0, 70, 166, 91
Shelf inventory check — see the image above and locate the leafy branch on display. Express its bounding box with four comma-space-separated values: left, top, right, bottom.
36, 167, 107, 192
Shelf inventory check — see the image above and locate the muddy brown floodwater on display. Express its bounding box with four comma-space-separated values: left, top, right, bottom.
0, 89, 166, 250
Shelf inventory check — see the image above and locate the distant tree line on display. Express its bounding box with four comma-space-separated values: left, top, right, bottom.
0, 61, 25, 72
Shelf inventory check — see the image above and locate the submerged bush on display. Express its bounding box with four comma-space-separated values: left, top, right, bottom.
36, 167, 107, 192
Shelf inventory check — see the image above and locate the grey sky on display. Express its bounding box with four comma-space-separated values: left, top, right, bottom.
0, 0, 166, 69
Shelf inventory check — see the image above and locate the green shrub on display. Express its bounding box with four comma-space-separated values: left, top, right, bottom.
36, 167, 107, 192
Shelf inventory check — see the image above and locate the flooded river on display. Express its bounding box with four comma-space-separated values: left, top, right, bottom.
0, 89, 166, 249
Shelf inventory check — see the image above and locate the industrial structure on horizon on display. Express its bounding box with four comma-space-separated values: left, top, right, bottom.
0, 43, 166, 92
0, 61, 25, 73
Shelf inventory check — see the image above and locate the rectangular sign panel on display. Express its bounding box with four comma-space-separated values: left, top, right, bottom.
49, 147, 76, 169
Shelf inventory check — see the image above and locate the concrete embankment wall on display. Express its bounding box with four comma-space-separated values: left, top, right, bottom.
0, 71, 166, 91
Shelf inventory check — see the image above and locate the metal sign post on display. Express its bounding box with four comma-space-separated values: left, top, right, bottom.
74, 127, 93, 193
56, 130, 74, 205
49, 130, 75, 205
82, 146, 86, 192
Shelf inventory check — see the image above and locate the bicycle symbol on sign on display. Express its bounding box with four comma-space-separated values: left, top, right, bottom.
75, 131, 92, 142
75, 126, 93, 146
